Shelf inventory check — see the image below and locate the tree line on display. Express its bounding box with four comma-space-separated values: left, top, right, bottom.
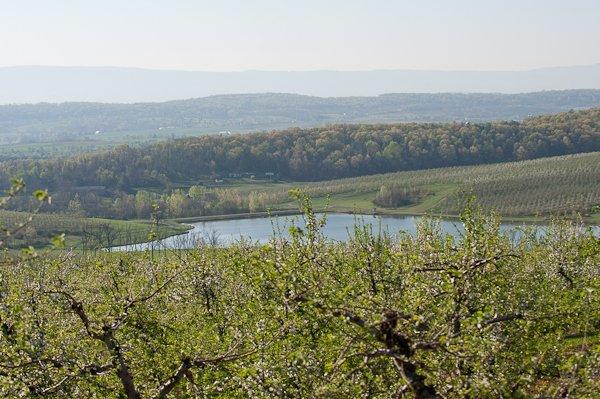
2, 108, 599, 189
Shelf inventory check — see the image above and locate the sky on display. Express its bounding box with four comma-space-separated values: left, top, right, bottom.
1, 0, 599, 71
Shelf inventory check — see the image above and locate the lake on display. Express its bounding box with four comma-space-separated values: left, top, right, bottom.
110, 213, 599, 251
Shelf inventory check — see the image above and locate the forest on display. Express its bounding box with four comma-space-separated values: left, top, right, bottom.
2, 107, 598, 189
0, 189, 598, 398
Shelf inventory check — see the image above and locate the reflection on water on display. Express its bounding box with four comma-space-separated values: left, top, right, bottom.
110, 213, 599, 251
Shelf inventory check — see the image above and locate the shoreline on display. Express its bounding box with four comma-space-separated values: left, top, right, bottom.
108, 209, 599, 251
171, 209, 303, 223
170, 208, 599, 225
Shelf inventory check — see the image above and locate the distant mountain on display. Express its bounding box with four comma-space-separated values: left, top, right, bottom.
2, 90, 600, 145
1, 64, 599, 104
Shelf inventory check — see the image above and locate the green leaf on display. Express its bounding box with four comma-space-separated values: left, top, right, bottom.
20, 246, 36, 257
51, 233, 66, 248
33, 189, 49, 202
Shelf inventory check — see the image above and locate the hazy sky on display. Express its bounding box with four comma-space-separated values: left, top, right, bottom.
1, 0, 599, 71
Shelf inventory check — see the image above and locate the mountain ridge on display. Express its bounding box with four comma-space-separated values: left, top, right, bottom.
2, 90, 600, 146
2, 64, 599, 104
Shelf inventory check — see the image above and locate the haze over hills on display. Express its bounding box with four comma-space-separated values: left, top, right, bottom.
2, 90, 600, 147
1, 64, 600, 104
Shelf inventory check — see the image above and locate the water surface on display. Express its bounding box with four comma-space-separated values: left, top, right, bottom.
111, 213, 598, 251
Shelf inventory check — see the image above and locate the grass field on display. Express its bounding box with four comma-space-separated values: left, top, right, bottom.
0, 210, 189, 249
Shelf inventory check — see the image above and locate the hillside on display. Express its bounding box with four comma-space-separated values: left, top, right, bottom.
3, 108, 597, 187
272, 152, 600, 220
1, 109, 598, 221
1, 91, 600, 149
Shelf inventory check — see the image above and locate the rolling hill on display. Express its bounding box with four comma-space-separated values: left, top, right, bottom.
1, 90, 600, 148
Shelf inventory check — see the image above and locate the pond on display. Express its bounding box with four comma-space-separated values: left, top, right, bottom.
110, 213, 599, 251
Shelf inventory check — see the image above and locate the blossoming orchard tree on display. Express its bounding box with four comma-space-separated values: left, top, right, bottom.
0, 189, 598, 397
